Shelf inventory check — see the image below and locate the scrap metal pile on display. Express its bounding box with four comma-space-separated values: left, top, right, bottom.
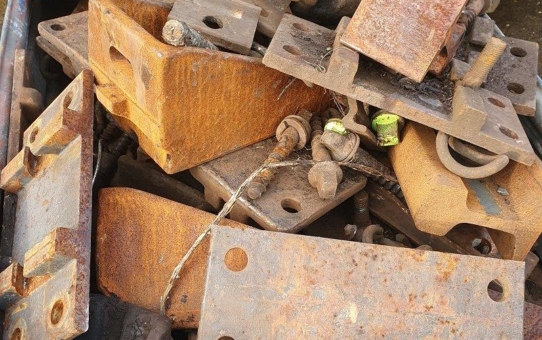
1, 0, 542, 338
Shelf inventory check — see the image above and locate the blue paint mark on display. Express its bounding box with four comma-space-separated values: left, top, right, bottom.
466, 179, 501, 215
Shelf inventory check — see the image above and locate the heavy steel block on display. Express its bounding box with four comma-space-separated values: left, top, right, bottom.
89, 0, 330, 174
389, 122, 542, 261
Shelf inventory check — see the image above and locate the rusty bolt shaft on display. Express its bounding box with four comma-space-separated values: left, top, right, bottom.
247, 127, 299, 199
462, 37, 507, 88
353, 190, 371, 229
162, 20, 218, 50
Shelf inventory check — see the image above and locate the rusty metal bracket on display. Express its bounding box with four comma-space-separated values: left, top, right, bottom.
389, 122, 542, 261
190, 138, 367, 233
36, 11, 89, 79
0, 70, 93, 339
262, 15, 535, 166
199, 226, 524, 338
89, 0, 330, 174
97, 187, 250, 329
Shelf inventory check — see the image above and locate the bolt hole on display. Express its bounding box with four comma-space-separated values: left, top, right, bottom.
260, 8, 269, 17
218, 337, 234, 340
499, 126, 519, 140
10, 328, 21, 340
283, 45, 302, 56
29, 127, 39, 143
202, 16, 223, 29
281, 199, 301, 213
292, 22, 309, 32
50, 300, 64, 325
471, 238, 492, 255
507, 83, 525, 94
488, 279, 507, 302
224, 247, 248, 272
63, 91, 73, 109
510, 47, 527, 57
50, 24, 66, 31
488, 97, 505, 108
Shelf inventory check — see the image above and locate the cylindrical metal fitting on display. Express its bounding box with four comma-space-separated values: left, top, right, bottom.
371, 111, 405, 147
461, 37, 507, 88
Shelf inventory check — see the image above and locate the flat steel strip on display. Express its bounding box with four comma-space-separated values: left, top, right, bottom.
199, 226, 524, 339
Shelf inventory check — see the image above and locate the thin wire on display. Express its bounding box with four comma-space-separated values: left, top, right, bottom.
92, 139, 102, 185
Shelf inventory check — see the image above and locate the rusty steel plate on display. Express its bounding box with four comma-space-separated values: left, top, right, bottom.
168, 0, 260, 55
199, 226, 524, 339
89, 0, 330, 174
341, 0, 468, 82
389, 122, 542, 261
263, 15, 535, 166
0, 71, 93, 339
37, 11, 89, 79
240, 0, 292, 37
190, 138, 367, 233
485, 37, 539, 116
97, 188, 251, 329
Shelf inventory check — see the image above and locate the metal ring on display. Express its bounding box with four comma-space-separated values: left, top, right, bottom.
436, 131, 509, 179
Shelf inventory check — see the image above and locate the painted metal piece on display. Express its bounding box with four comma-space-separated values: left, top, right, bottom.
0, 71, 93, 339
190, 138, 367, 233
389, 122, 542, 261
371, 111, 405, 147
199, 226, 525, 339
166, 0, 260, 54
36, 11, 89, 79
262, 15, 536, 166
340, 0, 468, 82
485, 37, 540, 116
97, 188, 251, 329
89, 0, 330, 174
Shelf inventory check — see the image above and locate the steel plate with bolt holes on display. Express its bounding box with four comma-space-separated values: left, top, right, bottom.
199, 226, 525, 339
167, 0, 261, 55
36, 11, 89, 79
485, 37, 539, 116
0, 71, 93, 339
190, 138, 367, 233
263, 15, 535, 166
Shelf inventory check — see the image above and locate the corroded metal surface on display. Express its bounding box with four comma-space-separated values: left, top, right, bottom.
89, 0, 330, 174
524, 301, 542, 339
36, 11, 89, 79
199, 226, 525, 339
241, 0, 292, 37
341, 0, 468, 82
485, 37, 539, 116
262, 15, 535, 166
97, 188, 250, 329
389, 122, 542, 261
0, 71, 93, 339
167, 0, 260, 54
190, 138, 367, 233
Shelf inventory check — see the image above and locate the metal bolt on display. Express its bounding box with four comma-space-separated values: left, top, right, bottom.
353, 190, 372, 229
247, 110, 312, 200
162, 20, 218, 50
371, 111, 405, 147
308, 115, 343, 200
461, 37, 507, 88
319, 129, 403, 197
